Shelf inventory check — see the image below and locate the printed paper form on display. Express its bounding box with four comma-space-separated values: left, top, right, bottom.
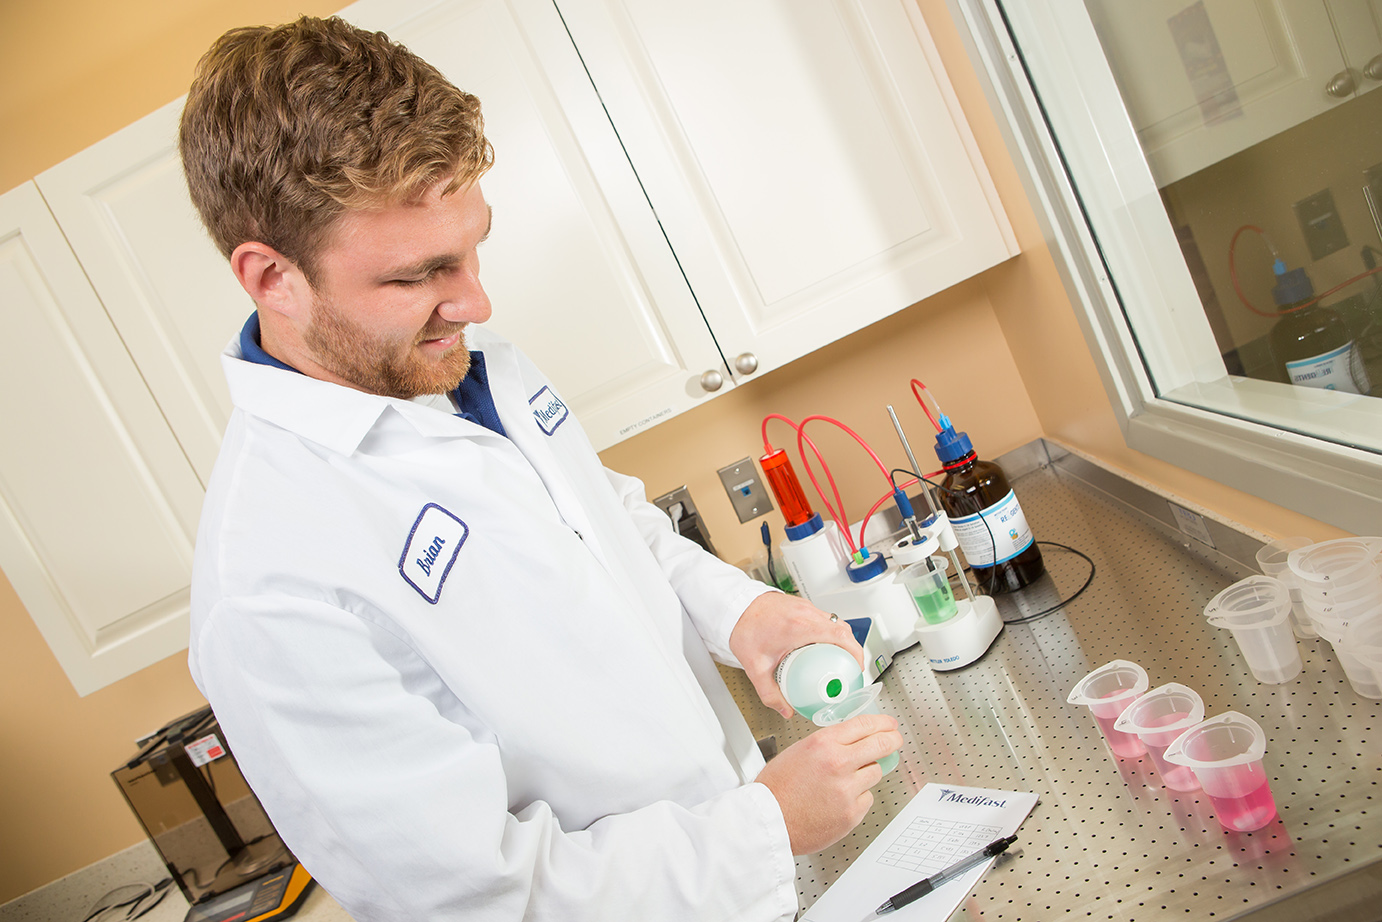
802, 784, 1038, 922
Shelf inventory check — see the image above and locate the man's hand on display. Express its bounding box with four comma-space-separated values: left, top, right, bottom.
755, 713, 902, 854
729, 591, 867, 718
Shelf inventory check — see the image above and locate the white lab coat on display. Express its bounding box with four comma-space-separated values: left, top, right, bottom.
188, 326, 798, 921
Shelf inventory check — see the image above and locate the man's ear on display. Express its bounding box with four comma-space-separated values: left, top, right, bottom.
230, 242, 312, 320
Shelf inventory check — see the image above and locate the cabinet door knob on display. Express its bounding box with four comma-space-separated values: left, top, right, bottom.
1327, 69, 1357, 98
1365, 54, 1382, 81
699, 369, 724, 392
733, 352, 759, 375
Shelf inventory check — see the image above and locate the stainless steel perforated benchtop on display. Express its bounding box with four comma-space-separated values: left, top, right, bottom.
721, 444, 1381, 921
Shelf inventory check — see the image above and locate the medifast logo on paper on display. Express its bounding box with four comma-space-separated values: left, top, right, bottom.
399, 503, 468, 604
938, 788, 1009, 809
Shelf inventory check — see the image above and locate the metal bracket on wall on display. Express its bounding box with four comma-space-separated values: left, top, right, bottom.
716, 457, 774, 523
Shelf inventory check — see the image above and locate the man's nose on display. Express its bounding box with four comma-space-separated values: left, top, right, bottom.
436, 268, 491, 324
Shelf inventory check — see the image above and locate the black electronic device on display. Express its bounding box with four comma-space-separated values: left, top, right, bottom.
112, 706, 314, 922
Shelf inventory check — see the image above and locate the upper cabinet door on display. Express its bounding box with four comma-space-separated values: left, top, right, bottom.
547, 0, 1018, 385
341, 0, 736, 449
1085, 0, 1366, 186
36, 101, 249, 484
0, 183, 203, 695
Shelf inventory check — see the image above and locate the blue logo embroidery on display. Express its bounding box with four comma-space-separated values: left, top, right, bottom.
530, 385, 569, 436
399, 504, 468, 604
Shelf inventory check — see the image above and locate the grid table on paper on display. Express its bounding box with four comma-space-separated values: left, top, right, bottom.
876, 819, 1003, 874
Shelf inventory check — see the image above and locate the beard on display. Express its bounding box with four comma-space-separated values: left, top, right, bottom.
304, 294, 472, 399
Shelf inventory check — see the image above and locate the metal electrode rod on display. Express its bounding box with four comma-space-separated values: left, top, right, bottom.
886, 405, 976, 603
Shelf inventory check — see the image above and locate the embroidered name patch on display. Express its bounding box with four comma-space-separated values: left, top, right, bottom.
529, 385, 569, 436
399, 503, 468, 604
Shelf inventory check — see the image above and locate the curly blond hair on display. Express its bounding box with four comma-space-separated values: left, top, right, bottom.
179, 16, 494, 283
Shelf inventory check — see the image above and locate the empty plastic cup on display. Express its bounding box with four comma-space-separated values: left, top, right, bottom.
1163, 712, 1276, 832
1339, 615, 1382, 700
1068, 660, 1149, 758
1287, 539, 1382, 601
900, 555, 958, 625
1203, 576, 1301, 684
1346, 616, 1382, 689
811, 683, 899, 774
1113, 683, 1204, 791
1308, 615, 1382, 699
1255, 536, 1316, 639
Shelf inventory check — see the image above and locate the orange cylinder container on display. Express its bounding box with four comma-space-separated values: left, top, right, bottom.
760, 449, 814, 527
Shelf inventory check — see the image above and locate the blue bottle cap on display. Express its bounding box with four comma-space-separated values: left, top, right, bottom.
934, 426, 974, 465
784, 512, 824, 542
847, 552, 888, 583
1272, 267, 1314, 306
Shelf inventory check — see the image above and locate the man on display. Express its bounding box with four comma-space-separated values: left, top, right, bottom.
182, 16, 901, 921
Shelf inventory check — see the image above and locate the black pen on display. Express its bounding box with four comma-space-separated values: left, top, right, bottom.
873, 835, 1017, 916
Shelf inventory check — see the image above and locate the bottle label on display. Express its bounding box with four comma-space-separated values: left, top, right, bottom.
949, 489, 1034, 567
1285, 342, 1369, 394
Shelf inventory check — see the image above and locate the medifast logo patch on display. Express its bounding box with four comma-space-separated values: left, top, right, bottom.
399, 503, 468, 604
530, 385, 569, 436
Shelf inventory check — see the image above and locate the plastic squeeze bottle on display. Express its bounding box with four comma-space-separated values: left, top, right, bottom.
933, 419, 1044, 593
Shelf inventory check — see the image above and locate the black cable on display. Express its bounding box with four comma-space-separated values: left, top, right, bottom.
999, 540, 1096, 625
761, 522, 780, 591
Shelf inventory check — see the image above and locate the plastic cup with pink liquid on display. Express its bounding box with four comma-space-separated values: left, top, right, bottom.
1163, 712, 1276, 832
1068, 660, 1149, 758
1113, 683, 1204, 791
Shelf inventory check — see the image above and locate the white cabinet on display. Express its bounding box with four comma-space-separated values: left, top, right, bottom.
0, 183, 203, 695
1087, 0, 1382, 186
7, 0, 1015, 692
550, 0, 1017, 387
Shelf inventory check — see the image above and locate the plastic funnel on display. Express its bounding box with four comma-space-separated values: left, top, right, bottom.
811, 683, 899, 774
1256, 536, 1316, 638
1163, 712, 1275, 831
1068, 660, 1149, 758
1113, 683, 1204, 791
1204, 577, 1301, 684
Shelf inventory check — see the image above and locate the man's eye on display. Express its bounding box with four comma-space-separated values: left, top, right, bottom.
392, 276, 429, 287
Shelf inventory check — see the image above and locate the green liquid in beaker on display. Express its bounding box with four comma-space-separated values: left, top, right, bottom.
913, 583, 958, 625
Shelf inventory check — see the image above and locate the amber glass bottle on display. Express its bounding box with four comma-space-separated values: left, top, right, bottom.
934, 425, 1044, 594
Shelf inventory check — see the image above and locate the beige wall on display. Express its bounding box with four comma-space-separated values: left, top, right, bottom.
0, 0, 1349, 905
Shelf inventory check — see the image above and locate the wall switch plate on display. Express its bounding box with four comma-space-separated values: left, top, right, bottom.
717, 457, 774, 523
1294, 188, 1349, 261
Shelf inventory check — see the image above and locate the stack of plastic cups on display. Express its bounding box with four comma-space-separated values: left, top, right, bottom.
1163, 712, 1277, 832
1345, 616, 1382, 692
1113, 683, 1204, 791
1287, 538, 1382, 699
1202, 576, 1302, 684
1255, 536, 1316, 639
1067, 660, 1149, 758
